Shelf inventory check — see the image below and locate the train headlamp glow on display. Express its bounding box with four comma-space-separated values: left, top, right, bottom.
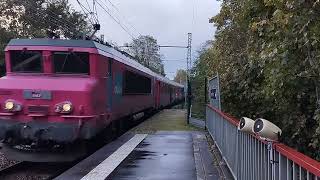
62, 103, 72, 112
55, 101, 73, 114
5, 101, 14, 110
4, 100, 22, 112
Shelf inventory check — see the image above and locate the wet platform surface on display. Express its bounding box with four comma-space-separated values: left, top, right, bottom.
55, 132, 223, 180
55, 110, 227, 180
107, 132, 197, 180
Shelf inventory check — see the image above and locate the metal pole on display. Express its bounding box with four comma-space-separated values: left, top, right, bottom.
186, 33, 192, 124
187, 78, 191, 124
187, 33, 192, 77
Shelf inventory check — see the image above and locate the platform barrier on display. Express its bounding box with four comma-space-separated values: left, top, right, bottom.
206, 105, 320, 180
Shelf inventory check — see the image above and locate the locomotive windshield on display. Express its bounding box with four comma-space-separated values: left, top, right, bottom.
10, 50, 42, 73
53, 52, 90, 75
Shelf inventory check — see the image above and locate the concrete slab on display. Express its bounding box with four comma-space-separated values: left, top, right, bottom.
56, 131, 226, 180
190, 118, 205, 129
192, 132, 221, 180
55, 109, 227, 180
82, 134, 148, 180
107, 132, 197, 180
54, 133, 135, 180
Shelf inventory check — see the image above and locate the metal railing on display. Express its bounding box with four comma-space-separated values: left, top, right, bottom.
206, 105, 320, 180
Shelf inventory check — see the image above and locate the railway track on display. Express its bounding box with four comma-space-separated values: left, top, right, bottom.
0, 162, 26, 177
0, 161, 73, 180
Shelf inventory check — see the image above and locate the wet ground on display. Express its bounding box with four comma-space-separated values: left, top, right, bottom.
55, 109, 232, 180
107, 132, 197, 180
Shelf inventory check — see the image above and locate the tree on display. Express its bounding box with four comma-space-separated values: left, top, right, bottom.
0, 0, 91, 76
190, 45, 214, 119
192, 0, 320, 160
174, 69, 187, 85
0, 0, 91, 39
0, 28, 15, 76
127, 35, 165, 75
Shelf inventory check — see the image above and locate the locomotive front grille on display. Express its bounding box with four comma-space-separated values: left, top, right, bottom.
28, 105, 49, 114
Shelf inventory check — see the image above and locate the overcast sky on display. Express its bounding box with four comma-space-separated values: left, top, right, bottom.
69, 0, 221, 79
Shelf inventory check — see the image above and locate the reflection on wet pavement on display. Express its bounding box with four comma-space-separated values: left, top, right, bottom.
107, 133, 196, 180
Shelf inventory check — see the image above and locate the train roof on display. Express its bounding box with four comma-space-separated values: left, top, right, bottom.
7, 39, 184, 88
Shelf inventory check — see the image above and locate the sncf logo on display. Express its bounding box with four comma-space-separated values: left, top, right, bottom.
31, 92, 42, 98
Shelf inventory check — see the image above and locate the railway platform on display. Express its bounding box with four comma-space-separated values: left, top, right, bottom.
55, 109, 230, 180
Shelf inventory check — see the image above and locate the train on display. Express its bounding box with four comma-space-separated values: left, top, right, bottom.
0, 39, 185, 162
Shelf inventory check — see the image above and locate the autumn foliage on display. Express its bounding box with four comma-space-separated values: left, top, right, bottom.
193, 0, 320, 159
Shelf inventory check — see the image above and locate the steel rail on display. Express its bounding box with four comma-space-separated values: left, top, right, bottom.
0, 161, 73, 180
0, 162, 27, 176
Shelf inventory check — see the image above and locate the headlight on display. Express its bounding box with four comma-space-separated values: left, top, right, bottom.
5, 101, 14, 110
55, 101, 73, 114
4, 100, 22, 112
62, 103, 72, 112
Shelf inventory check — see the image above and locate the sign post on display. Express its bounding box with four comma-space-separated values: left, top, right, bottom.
208, 74, 221, 110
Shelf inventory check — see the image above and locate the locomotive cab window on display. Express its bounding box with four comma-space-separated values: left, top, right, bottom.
124, 71, 151, 94
10, 50, 42, 73
53, 52, 90, 75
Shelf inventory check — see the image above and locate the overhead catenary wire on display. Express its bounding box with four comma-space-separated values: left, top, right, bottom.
106, 0, 120, 13
23, 3, 73, 31
159, 45, 188, 48
119, 45, 188, 48
191, 0, 198, 33
93, 0, 100, 23
85, 0, 92, 12
22, 1, 76, 32
77, 0, 98, 25
89, 0, 99, 24
30, 1, 94, 33
24, 11, 72, 35
165, 72, 186, 74
46, 9, 78, 29
97, 0, 136, 38
25, 0, 187, 77
85, 0, 99, 23
95, 0, 136, 39
43, 2, 79, 30
162, 59, 187, 62
22, 1, 92, 39
190, 0, 197, 72
33, 13, 73, 33
104, 0, 142, 37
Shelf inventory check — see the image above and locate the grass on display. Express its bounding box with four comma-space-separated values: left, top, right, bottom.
191, 102, 206, 120
131, 109, 202, 134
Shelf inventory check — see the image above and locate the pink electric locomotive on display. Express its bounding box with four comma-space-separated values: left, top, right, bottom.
0, 39, 184, 162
